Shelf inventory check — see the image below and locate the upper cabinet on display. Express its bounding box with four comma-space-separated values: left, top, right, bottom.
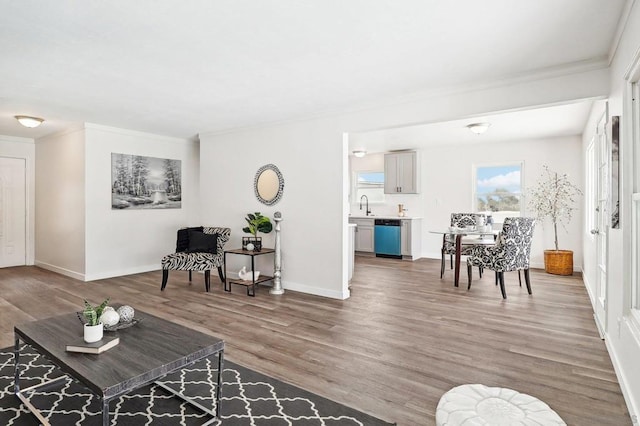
384, 151, 418, 194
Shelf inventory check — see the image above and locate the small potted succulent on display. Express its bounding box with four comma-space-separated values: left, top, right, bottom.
82, 298, 110, 343
242, 212, 273, 251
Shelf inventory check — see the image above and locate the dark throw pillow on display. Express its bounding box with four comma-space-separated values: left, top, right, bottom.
187, 231, 218, 254
176, 226, 204, 252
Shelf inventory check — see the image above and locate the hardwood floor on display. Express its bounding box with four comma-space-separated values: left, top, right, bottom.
0, 257, 631, 425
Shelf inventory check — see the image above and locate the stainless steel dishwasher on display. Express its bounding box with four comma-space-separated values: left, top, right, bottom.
374, 219, 402, 259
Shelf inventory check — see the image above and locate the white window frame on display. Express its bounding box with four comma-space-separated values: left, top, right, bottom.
472, 161, 525, 223
353, 170, 385, 205
625, 55, 640, 333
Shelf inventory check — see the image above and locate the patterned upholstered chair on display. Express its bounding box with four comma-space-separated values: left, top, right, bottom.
441, 213, 487, 278
466, 217, 536, 299
161, 226, 230, 292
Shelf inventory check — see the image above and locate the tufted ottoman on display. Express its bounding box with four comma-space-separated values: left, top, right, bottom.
436, 384, 566, 425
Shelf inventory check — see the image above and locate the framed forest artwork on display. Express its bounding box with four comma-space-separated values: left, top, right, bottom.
111, 153, 182, 210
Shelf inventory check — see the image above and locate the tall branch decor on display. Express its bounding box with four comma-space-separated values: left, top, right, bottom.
528, 165, 582, 275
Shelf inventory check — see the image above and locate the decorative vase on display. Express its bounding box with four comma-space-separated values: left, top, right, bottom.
544, 250, 574, 275
84, 323, 104, 343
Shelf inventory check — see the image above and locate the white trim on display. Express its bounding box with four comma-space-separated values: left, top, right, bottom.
633, 194, 640, 311
200, 63, 609, 138
84, 123, 195, 144
35, 261, 85, 281
608, 0, 637, 65
84, 264, 162, 282
283, 279, 349, 300
353, 169, 386, 205
0, 135, 35, 144
472, 161, 525, 215
609, 319, 640, 424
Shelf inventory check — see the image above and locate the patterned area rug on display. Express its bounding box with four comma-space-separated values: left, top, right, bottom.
0, 346, 393, 425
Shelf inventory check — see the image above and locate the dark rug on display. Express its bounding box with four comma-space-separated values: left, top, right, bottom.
0, 346, 393, 425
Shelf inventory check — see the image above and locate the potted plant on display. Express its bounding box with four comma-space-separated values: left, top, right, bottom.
82, 298, 110, 343
242, 212, 273, 251
528, 165, 582, 275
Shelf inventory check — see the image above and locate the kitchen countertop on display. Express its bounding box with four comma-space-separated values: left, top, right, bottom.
349, 215, 423, 220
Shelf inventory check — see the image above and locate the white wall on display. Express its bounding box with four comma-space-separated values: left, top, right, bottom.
200, 65, 606, 300
420, 136, 583, 270
33, 124, 199, 281
349, 136, 583, 270
590, 1, 640, 420
35, 127, 86, 278
84, 124, 199, 280
0, 135, 35, 265
200, 121, 346, 299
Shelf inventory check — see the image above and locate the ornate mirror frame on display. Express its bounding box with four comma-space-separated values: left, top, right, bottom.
254, 164, 284, 206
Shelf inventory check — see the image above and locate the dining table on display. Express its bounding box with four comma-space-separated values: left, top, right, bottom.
429, 228, 500, 287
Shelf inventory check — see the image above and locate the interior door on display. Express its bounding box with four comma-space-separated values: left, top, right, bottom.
0, 157, 26, 267
592, 111, 609, 336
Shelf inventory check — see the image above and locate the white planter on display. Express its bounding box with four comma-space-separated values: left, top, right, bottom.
84, 323, 104, 343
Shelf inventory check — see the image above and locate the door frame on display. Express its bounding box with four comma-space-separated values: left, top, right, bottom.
0, 143, 35, 266
592, 107, 610, 337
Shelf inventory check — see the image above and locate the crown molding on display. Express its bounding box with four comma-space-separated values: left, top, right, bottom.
84, 123, 196, 144
0, 134, 35, 144
200, 57, 610, 139
609, 0, 637, 65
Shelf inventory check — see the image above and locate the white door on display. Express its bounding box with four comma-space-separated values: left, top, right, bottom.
592, 112, 609, 336
0, 157, 26, 267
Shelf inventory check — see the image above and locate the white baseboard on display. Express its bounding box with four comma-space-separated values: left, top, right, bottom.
605, 331, 639, 425
282, 279, 349, 300
84, 264, 161, 281
35, 261, 85, 281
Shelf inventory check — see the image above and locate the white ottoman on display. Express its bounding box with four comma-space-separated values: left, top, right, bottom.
436, 384, 566, 425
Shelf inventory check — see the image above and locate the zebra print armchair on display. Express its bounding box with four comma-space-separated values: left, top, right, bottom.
466, 217, 536, 299
161, 226, 230, 292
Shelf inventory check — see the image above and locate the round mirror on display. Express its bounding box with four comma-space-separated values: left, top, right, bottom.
254, 164, 284, 205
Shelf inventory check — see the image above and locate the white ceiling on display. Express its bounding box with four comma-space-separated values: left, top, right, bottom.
0, 0, 627, 140
349, 101, 595, 153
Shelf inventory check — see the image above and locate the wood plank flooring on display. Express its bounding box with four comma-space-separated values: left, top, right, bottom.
0, 257, 631, 425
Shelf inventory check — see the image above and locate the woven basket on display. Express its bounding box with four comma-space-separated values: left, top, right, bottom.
544, 250, 573, 275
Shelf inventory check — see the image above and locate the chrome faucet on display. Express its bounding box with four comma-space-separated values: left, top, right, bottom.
359, 195, 371, 216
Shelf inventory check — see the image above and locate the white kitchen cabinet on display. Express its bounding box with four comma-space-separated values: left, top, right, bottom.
384, 151, 418, 194
401, 218, 422, 260
401, 220, 411, 256
350, 218, 374, 252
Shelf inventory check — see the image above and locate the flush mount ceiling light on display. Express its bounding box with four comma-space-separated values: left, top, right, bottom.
15, 115, 45, 128
352, 150, 367, 158
466, 122, 491, 135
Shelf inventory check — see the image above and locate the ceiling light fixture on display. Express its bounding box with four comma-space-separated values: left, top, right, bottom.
15, 115, 45, 128
352, 150, 367, 158
466, 122, 490, 135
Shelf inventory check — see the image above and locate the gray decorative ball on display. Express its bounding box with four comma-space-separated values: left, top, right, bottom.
117, 305, 135, 323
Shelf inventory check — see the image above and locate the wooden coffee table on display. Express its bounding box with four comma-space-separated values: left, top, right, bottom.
14, 310, 224, 426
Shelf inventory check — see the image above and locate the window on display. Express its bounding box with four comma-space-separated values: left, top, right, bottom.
631, 81, 640, 313
473, 163, 523, 223
354, 171, 385, 203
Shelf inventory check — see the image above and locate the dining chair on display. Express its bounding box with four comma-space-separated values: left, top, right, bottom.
466, 217, 536, 299
440, 213, 487, 278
